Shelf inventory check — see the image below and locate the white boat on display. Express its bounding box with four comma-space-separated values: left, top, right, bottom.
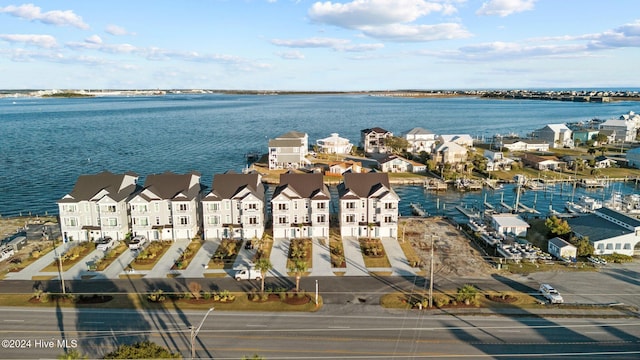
577, 196, 602, 211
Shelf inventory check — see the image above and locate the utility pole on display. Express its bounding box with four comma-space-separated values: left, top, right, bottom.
429, 235, 436, 308
190, 307, 214, 359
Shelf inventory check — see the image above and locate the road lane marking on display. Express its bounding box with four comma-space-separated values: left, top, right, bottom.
3, 320, 24, 322
246, 324, 267, 327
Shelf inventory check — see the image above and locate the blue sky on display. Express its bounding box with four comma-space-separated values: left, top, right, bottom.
0, 0, 639, 90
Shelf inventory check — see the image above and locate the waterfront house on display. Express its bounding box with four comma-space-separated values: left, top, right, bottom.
497, 139, 550, 152
403, 127, 436, 153
378, 155, 426, 173
438, 134, 474, 147
361, 127, 393, 154
58, 171, 139, 242
128, 171, 202, 241
201, 171, 265, 241
532, 124, 573, 148
599, 112, 639, 142
268, 131, 310, 170
434, 142, 468, 165
627, 147, 640, 168
490, 214, 529, 237
316, 133, 353, 154
593, 155, 615, 169
338, 173, 399, 239
484, 150, 514, 172
598, 129, 617, 144
572, 129, 600, 145
271, 172, 330, 240
567, 207, 640, 256
521, 153, 566, 171
548, 237, 577, 261
326, 161, 364, 176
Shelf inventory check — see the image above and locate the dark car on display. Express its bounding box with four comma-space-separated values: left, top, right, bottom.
244, 240, 254, 250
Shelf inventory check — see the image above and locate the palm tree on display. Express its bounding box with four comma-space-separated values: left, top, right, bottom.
254, 258, 272, 294
288, 259, 307, 292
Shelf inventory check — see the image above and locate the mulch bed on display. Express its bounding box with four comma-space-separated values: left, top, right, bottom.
486, 294, 518, 303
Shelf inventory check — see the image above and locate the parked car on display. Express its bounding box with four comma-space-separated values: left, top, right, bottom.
234, 268, 262, 281
539, 283, 564, 304
96, 236, 115, 251
129, 235, 147, 250
244, 240, 254, 250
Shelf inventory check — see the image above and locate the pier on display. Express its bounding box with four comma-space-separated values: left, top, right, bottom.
410, 203, 428, 217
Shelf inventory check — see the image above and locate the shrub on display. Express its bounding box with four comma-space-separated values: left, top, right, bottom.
433, 294, 450, 308
202, 291, 211, 300
188, 282, 202, 299
279, 292, 286, 301
455, 284, 479, 306
147, 289, 166, 303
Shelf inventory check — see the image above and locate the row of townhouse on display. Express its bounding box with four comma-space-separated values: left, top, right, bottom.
58, 171, 399, 242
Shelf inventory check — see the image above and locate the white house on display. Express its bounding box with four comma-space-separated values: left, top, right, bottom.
599, 112, 639, 142
438, 134, 474, 147
58, 171, 138, 242
338, 173, 399, 239
361, 127, 393, 154
434, 142, 468, 165
498, 139, 550, 152
548, 237, 577, 261
490, 214, 530, 237
268, 131, 310, 170
567, 207, 640, 256
271, 172, 331, 240
484, 150, 514, 172
326, 161, 364, 176
532, 124, 573, 148
627, 147, 640, 168
316, 133, 353, 154
403, 127, 436, 153
378, 155, 425, 173
201, 171, 265, 241
128, 171, 202, 241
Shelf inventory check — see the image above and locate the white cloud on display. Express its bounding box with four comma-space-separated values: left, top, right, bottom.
476, 0, 536, 17
0, 34, 57, 48
0, 4, 89, 29
275, 50, 305, 59
271, 36, 383, 52
106, 24, 135, 36
85, 35, 103, 45
308, 0, 467, 42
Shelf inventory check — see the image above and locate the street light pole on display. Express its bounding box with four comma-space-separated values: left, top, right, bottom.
190, 307, 214, 359
429, 235, 436, 308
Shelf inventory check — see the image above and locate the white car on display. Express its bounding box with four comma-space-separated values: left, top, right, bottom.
234, 268, 262, 281
96, 237, 115, 251
539, 283, 564, 304
129, 235, 147, 250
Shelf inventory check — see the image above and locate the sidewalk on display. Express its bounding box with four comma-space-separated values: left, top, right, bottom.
145, 239, 191, 278
380, 237, 418, 276
4, 241, 74, 280
309, 238, 334, 276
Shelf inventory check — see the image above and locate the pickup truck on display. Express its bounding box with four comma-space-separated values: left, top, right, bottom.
234, 268, 262, 281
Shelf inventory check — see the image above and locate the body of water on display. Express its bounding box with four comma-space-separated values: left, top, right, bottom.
0, 94, 638, 217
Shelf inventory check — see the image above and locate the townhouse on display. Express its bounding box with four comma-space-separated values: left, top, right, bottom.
271, 172, 331, 240
361, 127, 393, 154
128, 171, 202, 241
338, 173, 399, 239
268, 131, 310, 170
201, 171, 266, 240
58, 171, 139, 242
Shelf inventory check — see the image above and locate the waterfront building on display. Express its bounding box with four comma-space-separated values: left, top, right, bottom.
548, 237, 577, 261
434, 142, 468, 165
521, 153, 566, 171
58, 171, 138, 242
567, 207, 640, 256
268, 131, 310, 170
403, 127, 436, 153
490, 214, 530, 237
627, 147, 640, 168
271, 172, 330, 240
326, 161, 364, 176
599, 112, 640, 143
360, 127, 393, 154
572, 129, 600, 145
484, 150, 513, 172
496, 138, 550, 152
532, 124, 573, 148
438, 134, 474, 147
201, 171, 266, 240
128, 171, 202, 241
338, 173, 399, 239
378, 155, 426, 173
316, 133, 353, 154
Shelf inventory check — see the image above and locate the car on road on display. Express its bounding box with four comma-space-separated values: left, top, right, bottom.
539, 283, 564, 304
587, 256, 607, 265
234, 268, 262, 281
128, 235, 147, 250
96, 236, 115, 251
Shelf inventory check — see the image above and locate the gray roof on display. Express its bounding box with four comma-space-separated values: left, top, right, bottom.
140, 171, 202, 201
567, 214, 632, 242
338, 172, 392, 198
58, 171, 138, 203
204, 172, 264, 201
277, 131, 306, 139
272, 173, 330, 200
361, 127, 391, 135
268, 139, 302, 147
596, 207, 640, 228
405, 127, 433, 135
549, 237, 575, 249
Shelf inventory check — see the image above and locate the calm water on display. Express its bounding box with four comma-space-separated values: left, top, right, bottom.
0, 94, 638, 217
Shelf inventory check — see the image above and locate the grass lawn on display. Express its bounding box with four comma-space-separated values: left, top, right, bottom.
208, 239, 242, 270
286, 238, 312, 273
381, 290, 540, 310
132, 241, 173, 270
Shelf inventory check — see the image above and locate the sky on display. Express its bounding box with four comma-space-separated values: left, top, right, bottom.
0, 0, 639, 90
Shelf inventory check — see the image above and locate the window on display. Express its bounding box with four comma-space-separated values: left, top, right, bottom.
384, 202, 394, 209
106, 205, 116, 213
249, 217, 258, 225
225, 201, 230, 210
64, 217, 77, 226
156, 217, 160, 225
384, 215, 393, 223
179, 216, 189, 225
178, 203, 189, 211
62, 205, 76, 213
345, 202, 355, 209
361, 214, 365, 222
108, 218, 117, 226
246, 203, 258, 210
278, 203, 288, 211
208, 216, 219, 225
154, 203, 160, 212
138, 217, 149, 226
317, 202, 326, 209
615, 243, 621, 250
304, 216, 309, 223
278, 216, 288, 224
346, 215, 355, 223
317, 215, 326, 223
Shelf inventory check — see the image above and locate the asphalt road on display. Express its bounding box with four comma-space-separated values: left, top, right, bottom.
0, 306, 638, 359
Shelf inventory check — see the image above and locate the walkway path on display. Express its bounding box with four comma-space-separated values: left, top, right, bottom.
309, 238, 334, 276
269, 239, 290, 278
342, 237, 369, 276
380, 238, 417, 276
145, 239, 191, 278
